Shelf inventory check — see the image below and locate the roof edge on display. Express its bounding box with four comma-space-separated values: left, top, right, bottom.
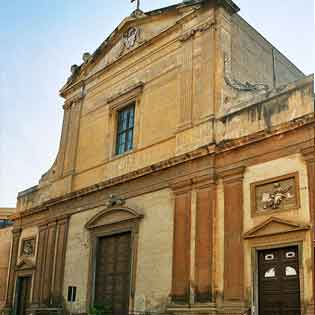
59, 0, 240, 97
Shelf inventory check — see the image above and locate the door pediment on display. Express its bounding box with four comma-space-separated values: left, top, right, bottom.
243, 217, 310, 239
16, 258, 35, 271
85, 207, 143, 230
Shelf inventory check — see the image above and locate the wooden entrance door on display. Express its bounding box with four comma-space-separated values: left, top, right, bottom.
258, 246, 301, 315
95, 232, 132, 315
16, 277, 31, 315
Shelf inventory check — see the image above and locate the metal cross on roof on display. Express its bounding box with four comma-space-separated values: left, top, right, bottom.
131, 0, 140, 10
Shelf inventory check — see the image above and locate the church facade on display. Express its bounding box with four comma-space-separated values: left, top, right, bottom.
4, 1, 314, 315
0, 208, 15, 307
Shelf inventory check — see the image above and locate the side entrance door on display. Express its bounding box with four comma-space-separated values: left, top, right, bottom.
258, 246, 301, 315
94, 232, 132, 315
15, 276, 31, 315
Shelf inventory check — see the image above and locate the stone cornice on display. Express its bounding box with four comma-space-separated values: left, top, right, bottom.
59, 8, 199, 98
301, 145, 315, 162
216, 112, 314, 152
219, 75, 314, 120
63, 94, 85, 110
179, 19, 216, 42
15, 147, 210, 220
107, 81, 144, 110
14, 113, 314, 220
218, 166, 246, 183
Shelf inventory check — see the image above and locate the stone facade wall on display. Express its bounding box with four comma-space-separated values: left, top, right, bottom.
243, 154, 313, 304
63, 189, 174, 313
0, 227, 12, 307
231, 15, 304, 88
16, 2, 309, 213
9, 1, 314, 315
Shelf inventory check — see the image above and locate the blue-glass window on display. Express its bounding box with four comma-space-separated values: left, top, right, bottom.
116, 103, 135, 155
0, 219, 13, 229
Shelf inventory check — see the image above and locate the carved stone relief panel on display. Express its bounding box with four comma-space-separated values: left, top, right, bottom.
20, 237, 36, 257
251, 173, 300, 215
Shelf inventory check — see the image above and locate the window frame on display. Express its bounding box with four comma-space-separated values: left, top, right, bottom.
107, 82, 143, 159
115, 102, 135, 156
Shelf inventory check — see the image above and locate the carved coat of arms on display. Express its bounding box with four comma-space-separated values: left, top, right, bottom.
122, 27, 139, 49
261, 183, 294, 210
251, 173, 299, 214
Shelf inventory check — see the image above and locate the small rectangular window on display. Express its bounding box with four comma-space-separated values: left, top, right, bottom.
116, 103, 135, 155
67, 286, 77, 302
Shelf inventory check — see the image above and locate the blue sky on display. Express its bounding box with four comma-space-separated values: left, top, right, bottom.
0, 0, 314, 207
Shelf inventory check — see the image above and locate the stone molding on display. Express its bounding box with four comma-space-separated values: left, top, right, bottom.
85, 206, 144, 230
107, 81, 144, 106
301, 145, 315, 162
243, 216, 310, 239
179, 20, 215, 42
13, 114, 314, 221
60, 5, 200, 98
15, 258, 36, 271
62, 93, 84, 110
218, 166, 246, 184
85, 206, 142, 309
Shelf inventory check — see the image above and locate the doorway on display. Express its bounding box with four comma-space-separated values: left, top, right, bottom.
94, 232, 132, 315
15, 276, 31, 315
258, 246, 300, 315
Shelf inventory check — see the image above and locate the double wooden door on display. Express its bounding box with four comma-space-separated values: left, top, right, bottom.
95, 232, 132, 315
258, 246, 301, 315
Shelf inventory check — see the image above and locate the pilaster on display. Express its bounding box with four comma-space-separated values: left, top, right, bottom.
171, 180, 192, 303
5, 228, 21, 307
301, 146, 315, 314
32, 224, 48, 306
177, 37, 193, 131
42, 221, 57, 304
220, 166, 245, 302
193, 175, 216, 303
63, 96, 83, 177
32, 216, 69, 307
51, 216, 69, 305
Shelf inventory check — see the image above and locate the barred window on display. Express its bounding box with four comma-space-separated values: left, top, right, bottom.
116, 103, 135, 155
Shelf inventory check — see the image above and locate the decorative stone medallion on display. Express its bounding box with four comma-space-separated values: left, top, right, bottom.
251, 173, 299, 215
21, 237, 36, 257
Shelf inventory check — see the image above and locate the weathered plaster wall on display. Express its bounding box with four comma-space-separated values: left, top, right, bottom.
63, 208, 99, 313
62, 189, 174, 313
0, 227, 12, 307
216, 78, 313, 143
128, 189, 174, 312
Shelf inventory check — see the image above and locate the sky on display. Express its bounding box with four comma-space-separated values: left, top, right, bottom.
0, 0, 314, 207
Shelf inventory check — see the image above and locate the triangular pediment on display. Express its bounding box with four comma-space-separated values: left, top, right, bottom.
60, 3, 202, 94
85, 207, 143, 230
243, 217, 310, 239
